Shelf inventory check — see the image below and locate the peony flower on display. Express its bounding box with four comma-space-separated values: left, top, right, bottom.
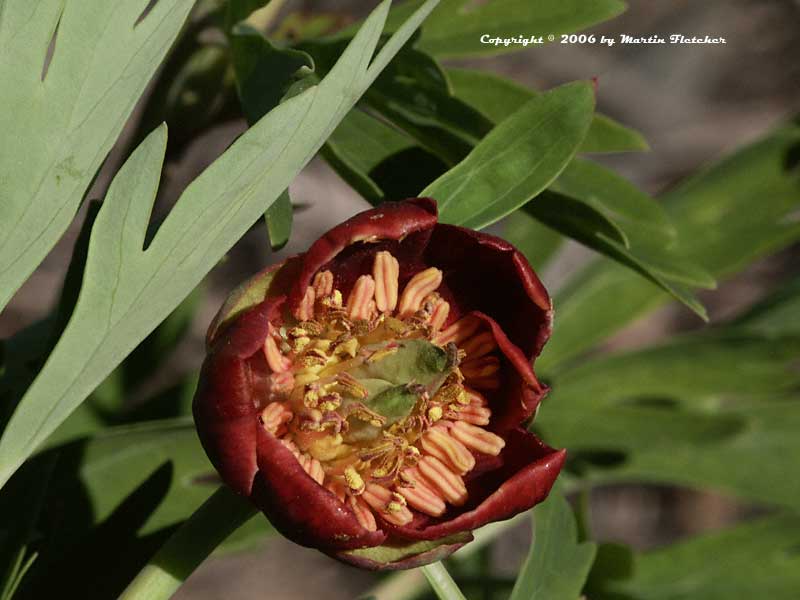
193, 198, 565, 569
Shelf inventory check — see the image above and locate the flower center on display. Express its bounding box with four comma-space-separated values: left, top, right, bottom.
258, 251, 505, 531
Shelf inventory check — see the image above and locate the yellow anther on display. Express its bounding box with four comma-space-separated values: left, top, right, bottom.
427, 406, 443, 422
398, 268, 443, 318
293, 336, 311, 352
363, 483, 413, 525
420, 425, 476, 475
334, 372, 368, 399
264, 333, 291, 373
373, 251, 400, 313
313, 270, 334, 298
334, 337, 359, 358
347, 275, 376, 321
344, 466, 365, 494
294, 286, 316, 321
450, 420, 506, 456
434, 315, 481, 346
321, 289, 343, 310
460, 331, 496, 360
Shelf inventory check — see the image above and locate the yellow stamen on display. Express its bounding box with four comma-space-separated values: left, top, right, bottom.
427, 406, 443, 422
344, 465, 365, 495
450, 420, 506, 456
398, 268, 443, 317
347, 275, 376, 321
373, 251, 400, 313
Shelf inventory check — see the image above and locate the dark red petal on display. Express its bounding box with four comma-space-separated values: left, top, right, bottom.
287, 198, 438, 313
382, 430, 565, 541
251, 426, 387, 552
468, 311, 548, 430
424, 224, 552, 359
193, 296, 284, 496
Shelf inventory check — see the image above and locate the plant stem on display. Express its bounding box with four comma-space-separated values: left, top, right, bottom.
421, 562, 467, 600
118, 486, 256, 600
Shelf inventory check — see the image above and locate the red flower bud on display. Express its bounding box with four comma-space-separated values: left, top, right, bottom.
193, 198, 565, 569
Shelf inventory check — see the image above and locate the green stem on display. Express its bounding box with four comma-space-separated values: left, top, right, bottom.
421, 562, 467, 600
118, 486, 256, 600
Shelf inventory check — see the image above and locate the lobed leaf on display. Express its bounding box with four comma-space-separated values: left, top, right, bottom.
0, 0, 195, 314
536, 331, 800, 508
0, 0, 443, 491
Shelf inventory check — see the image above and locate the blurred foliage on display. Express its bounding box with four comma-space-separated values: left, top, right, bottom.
0, 0, 798, 599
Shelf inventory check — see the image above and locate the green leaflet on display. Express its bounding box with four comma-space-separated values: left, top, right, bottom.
598, 515, 800, 600
447, 66, 648, 154
0, 0, 195, 314
0, 0, 443, 491
536, 331, 800, 508
426, 81, 595, 229
508, 492, 597, 600
538, 121, 800, 372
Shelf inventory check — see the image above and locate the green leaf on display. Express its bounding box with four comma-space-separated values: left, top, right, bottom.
599, 514, 800, 600
0, 0, 195, 314
16, 420, 270, 598
0, 0, 443, 491
322, 109, 425, 203
343, 532, 471, 567
264, 189, 293, 251
552, 158, 675, 245
527, 193, 709, 318
384, 0, 626, 58
447, 67, 647, 154
426, 81, 595, 229
538, 120, 800, 372
230, 23, 315, 123
536, 331, 800, 508
580, 113, 649, 153
733, 275, 800, 337
509, 492, 597, 600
